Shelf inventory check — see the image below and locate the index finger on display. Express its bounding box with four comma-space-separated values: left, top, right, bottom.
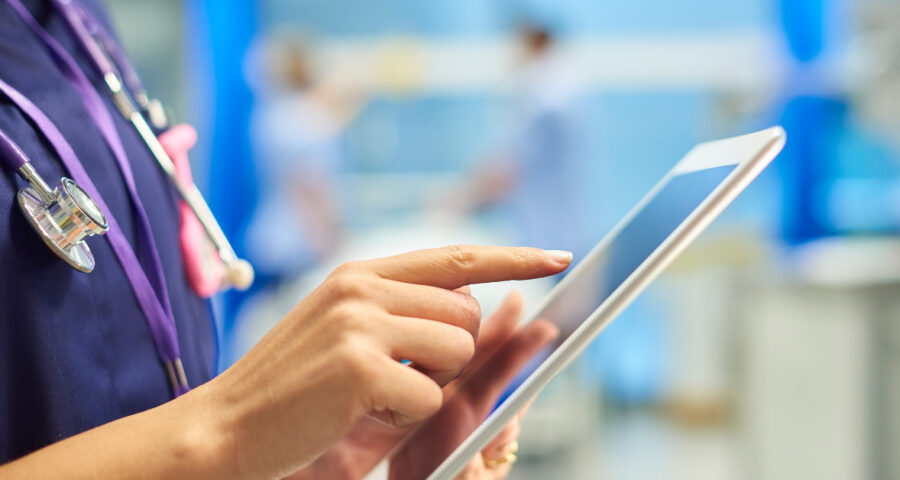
366, 245, 572, 290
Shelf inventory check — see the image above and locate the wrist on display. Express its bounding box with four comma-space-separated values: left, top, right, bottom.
166, 382, 243, 480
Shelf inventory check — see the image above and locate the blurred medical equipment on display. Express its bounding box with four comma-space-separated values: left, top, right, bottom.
851, 1, 900, 146
51, 0, 254, 291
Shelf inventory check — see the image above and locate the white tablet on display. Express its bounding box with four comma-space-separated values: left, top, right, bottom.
418, 126, 786, 480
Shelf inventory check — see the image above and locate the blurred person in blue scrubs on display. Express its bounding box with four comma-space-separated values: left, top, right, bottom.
246, 33, 363, 285
463, 22, 589, 257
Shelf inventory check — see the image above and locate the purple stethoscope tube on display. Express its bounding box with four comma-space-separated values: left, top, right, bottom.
0, 122, 58, 206
0, 127, 29, 171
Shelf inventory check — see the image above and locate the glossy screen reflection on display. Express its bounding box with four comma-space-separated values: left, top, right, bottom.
535, 164, 736, 345
395, 164, 738, 480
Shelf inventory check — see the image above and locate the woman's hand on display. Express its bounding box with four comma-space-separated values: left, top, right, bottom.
0, 246, 567, 480
287, 290, 558, 480
452, 411, 525, 480
387, 295, 557, 480
200, 246, 571, 480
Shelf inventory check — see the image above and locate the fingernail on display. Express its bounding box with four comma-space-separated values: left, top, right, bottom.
544, 250, 573, 264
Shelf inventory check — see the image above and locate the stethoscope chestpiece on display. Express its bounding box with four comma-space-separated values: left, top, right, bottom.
17, 177, 109, 273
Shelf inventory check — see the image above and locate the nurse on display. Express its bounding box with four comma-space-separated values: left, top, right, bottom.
0, 1, 571, 479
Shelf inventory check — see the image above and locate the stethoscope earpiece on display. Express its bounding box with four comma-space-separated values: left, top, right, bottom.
224, 258, 255, 291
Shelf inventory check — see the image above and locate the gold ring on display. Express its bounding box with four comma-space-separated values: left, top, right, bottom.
483, 441, 519, 469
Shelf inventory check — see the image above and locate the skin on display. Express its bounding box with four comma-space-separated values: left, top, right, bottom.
293, 290, 557, 480
387, 297, 556, 480
0, 245, 571, 480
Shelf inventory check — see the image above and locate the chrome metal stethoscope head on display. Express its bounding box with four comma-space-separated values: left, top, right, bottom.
17, 175, 109, 272
1, 125, 108, 273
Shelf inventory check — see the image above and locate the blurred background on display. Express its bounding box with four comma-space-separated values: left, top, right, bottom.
105, 0, 900, 478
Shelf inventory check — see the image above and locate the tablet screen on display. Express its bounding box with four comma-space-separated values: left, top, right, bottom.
409, 163, 739, 480
535, 163, 736, 345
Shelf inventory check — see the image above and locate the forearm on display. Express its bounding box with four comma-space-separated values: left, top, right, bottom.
0, 247, 570, 480
0, 384, 233, 480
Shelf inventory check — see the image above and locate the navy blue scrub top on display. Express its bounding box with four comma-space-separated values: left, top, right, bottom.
0, 0, 217, 464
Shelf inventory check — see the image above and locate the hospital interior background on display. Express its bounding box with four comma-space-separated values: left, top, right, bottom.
106, 0, 900, 478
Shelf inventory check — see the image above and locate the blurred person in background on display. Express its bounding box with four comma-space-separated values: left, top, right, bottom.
459, 21, 589, 258
245, 32, 362, 287
0, 1, 575, 479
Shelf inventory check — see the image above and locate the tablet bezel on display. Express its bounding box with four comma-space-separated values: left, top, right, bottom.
424, 126, 786, 480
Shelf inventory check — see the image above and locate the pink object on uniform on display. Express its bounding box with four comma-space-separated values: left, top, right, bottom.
157, 124, 224, 298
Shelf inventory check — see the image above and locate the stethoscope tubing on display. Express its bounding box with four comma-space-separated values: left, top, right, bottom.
53, 0, 253, 289
0, 127, 57, 205
0, 128, 29, 171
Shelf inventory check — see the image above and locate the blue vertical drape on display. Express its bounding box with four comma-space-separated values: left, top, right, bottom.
776, 0, 844, 244
184, 0, 259, 371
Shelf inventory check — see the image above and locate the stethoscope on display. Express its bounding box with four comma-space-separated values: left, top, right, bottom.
53, 0, 254, 291
0, 0, 251, 396
1, 0, 253, 290
0, 128, 108, 272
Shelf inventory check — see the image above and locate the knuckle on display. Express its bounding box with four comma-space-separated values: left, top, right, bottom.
414, 380, 444, 420
448, 294, 481, 340
419, 381, 443, 417
513, 246, 540, 265
458, 294, 482, 324
445, 244, 476, 272
332, 343, 359, 377
330, 303, 369, 332
333, 261, 362, 276
339, 342, 381, 385
327, 273, 371, 302
449, 327, 476, 366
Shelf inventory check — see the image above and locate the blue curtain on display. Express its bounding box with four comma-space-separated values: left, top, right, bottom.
184, 0, 259, 370
776, 0, 843, 244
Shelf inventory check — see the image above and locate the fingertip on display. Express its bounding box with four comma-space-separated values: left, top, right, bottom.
479, 290, 523, 344
505, 289, 523, 309
531, 319, 561, 343
457, 456, 482, 479
494, 289, 523, 321
517, 319, 560, 352
497, 419, 521, 446
543, 249, 573, 268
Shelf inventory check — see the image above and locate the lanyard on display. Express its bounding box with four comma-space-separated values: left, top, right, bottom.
61, 0, 154, 118
5, 0, 189, 396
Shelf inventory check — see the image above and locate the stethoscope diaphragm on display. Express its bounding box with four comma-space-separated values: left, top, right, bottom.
2, 120, 109, 273
17, 177, 108, 273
